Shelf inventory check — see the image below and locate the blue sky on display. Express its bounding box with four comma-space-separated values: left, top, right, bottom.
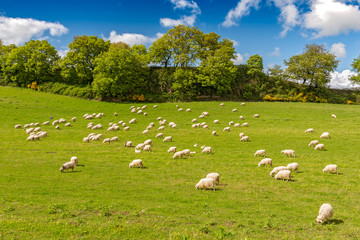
1, 0, 360, 88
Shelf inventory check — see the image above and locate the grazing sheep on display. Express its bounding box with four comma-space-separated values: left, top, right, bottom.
287, 163, 299, 171
192, 118, 197, 123
173, 151, 185, 159
253, 114, 259, 118
124, 141, 133, 147
212, 131, 217, 136
223, 127, 231, 132
26, 128, 34, 134
254, 150, 266, 157
107, 127, 114, 131
163, 136, 172, 142
241, 103, 246, 106
202, 112, 209, 116
83, 137, 90, 143
71, 156, 78, 166
129, 159, 143, 168
172, 124, 178, 129
146, 125, 153, 130
323, 164, 338, 174
129, 118, 136, 124
274, 170, 291, 181
131, 108, 136, 113
320, 132, 330, 139
232, 109, 237, 112
143, 139, 152, 146
202, 147, 212, 155
239, 133, 244, 138
141, 105, 147, 110
199, 115, 205, 119
24, 124, 30, 128
26, 135, 35, 141
37, 131, 47, 138
281, 149, 295, 157
157, 117, 162, 121
142, 130, 149, 135
206, 173, 220, 184
52, 120, 59, 126
135, 143, 145, 150
124, 126, 130, 131
270, 166, 289, 177
240, 136, 249, 142
258, 158, 272, 167
103, 138, 111, 144
229, 121, 234, 126
118, 120, 124, 125
60, 161, 75, 172
55, 125, 60, 130
137, 110, 143, 114
43, 121, 50, 125
308, 140, 319, 147
242, 123, 248, 127
143, 145, 152, 152
220, 103, 224, 106
71, 117, 77, 122
155, 133, 164, 138
110, 136, 118, 142
178, 108, 183, 112
305, 128, 314, 133
176, 105, 179, 108
234, 123, 240, 127
122, 122, 127, 127
182, 149, 191, 156
186, 108, 191, 112
65, 123, 71, 127
331, 114, 336, 119
239, 116, 244, 120
214, 120, 220, 124
202, 125, 208, 129
195, 178, 215, 190
157, 126, 165, 131
316, 203, 334, 224
153, 105, 158, 108
315, 144, 325, 151
168, 146, 177, 153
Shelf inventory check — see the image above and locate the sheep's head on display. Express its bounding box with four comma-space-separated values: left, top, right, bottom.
281, 150, 284, 154
316, 216, 324, 224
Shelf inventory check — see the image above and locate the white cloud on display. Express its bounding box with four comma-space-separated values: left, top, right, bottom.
0, 16, 68, 45
329, 69, 360, 89
270, 47, 280, 56
231, 39, 239, 46
160, 0, 200, 27
57, 48, 69, 58
222, 0, 261, 27
171, 0, 201, 14
104, 31, 161, 46
232, 53, 245, 65
330, 42, 346, 58
304, 0, 360, 38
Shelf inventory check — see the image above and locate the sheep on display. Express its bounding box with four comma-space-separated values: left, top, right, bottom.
315, 144, 325, 151
71, 117, 77, 122
26, 128, 34, 134
153, 105, 158, 108
146, 125, 153, 130
308, 140, 319, 147
26, 135, 35, 141
192, 118, 197, 123
229, 121, 234, 126
323, 164, 338, 174
305, 128, 314, 133
122, 123, 127, 127
37, 131, 47, 138
223, 127, 230, 132
186, 108, 191, 112
118, 120, 124, 125
55, 125, 60, 130
270, 166, 288, 177
212, 131, 217, 136
103, 138, 111, 144
43, 121, 50, 125
195, 178, 215, 190
58, 118, 66, 123
110, 136, 118, 142
206, 173, 220, 184
239, 133, 244, 138
316, 203, 334, 224
258, 158, 272, 167
113, 125, 120, 130
274, 170, 292, 181
24, 124, 30, 128
141, 105, 147, 110
172, 124, 178, 129
202, 125, 208, 129
60, 161, 75, 172
287, 163, 299, 171
239, 116, 244, 120
142, 130, 149, 135
34, 127, 41, 132
254, 150, 266, 157
234, 123, 241, 127
124, 126, 130, 131
220, 103, 224, 106
242, 123, 248, 127
107, 126, 114, 131
320, 132, 330, 139
157, 117, 162, 120
65, 123, 71, 127
331, 114, 336, 119
131, 108, 136, 113
168, 146, 177, 153
202, 112, 209, 116
241, 103, 246, 106
83, 137, 90, 143
143, 145, 152, 152
130, 106, 135, 109
178, 108, 183, 112
281, 149, 295, 157
124, 141, 133, 147
202, 147, 212, 155
232, 109, 237, 112
176, 105, 179, 108
199, 115, 205, 119
213, 120, 220, 124
135, 143, 145, 150
155, 133, 164, 138
173, 151, 185, 159
71, 156, 78, 166
163, 136, 172, 142
137, 110, 143, 114
129, 118, 136, 124
157, 126, 165, 131
114, 112, 118, 116
182, 149, 191, 156
129, 159, 143, 168
253, 114, 259, 118
240, 136, 249, 142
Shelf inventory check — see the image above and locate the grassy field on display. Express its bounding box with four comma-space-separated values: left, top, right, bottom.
1, 86, 360, 239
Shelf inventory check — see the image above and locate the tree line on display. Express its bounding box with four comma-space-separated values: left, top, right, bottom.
1, 25, 360, 103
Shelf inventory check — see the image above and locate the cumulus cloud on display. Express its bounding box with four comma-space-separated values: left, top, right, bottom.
330, 42, 346, 58
104, 31, 161, 46
57, 48, 69, 58
329, 69, 360, 89
231, 39, 239, 46
160, 0, 201, 27
304, 0, 360, 38
222, 0, 261, 27
270, 47, 280, 56
0, 16, 68, 45
232, 53, 245, 65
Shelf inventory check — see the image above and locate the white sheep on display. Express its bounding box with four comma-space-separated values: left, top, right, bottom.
114, 112, 118, 116
129, 118, 136, 124
270, 166, 288, 177
239, 116, 244, 120
146, 125, 153, 130
287, 163, 299, 171
308, 140, 319, 147
281, 149, 295, 157
274, 170, 292, 181
331, 114, 336, 119
71, 156, 78, 166
60, 161, 75, 172
220, 103, 224, 106
34, 127, 41, 132
316, 203, 334, 224
320, 132, 330, 139
253, 114, 259, 118
212, 131, 217, 136
168, 146, 177, 153
254, 150, 266, 157
214, 120, 220, 124
202, 147, 212, 154
83, 137, 90, 143
122, 122, 127, 127
240, 136, 249, 142
195, 178, 215, 190
142, 130, 149, 135
24, 124, 30, 128
206, 173, 220, 184
137, 110, 143, 114
124, 126, 130, 131
242, 123, 248, 127
234, 123, 240, 127
239, 133, 244, 138
163, 136, 172, 142
202, 112, 209, 116
71, 117, 77, 122
178, 108, 183, 112
232, 109, 237, 112
26, 128, 34, 134
144, 139, 152, 145
107, 127, 114, 131
155, 133, 164, 138
37, 131, 47, 138
135, 143, 145, 150
124, 141, 133, 147
199, 114, 205, 119
315, 144, 325, 151
182, 149, 191, 156
131, 108, 136, 113
110, 136, 118, 142
223, 127, 230, 132
258, 158, 272, 167
103, 138, 111, 143
192, 118, 197, 123
305, 128, 314, 133
55, 125, 60, 130
157, 126, 165, 131
241, 103, 246, 106
173, 151, 185, 159
129, 159, 143, 168
65, 123, 71, 127
153, 105, 158, 108
143, 145, 152, 152
229, 121, 234, 126
323, 164, 338, 174
43, 121, 50, 125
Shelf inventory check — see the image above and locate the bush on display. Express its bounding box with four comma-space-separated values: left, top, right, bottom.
39, 82, 93, 99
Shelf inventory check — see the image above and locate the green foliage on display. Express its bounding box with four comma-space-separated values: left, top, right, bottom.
39, 82, 93, 98
246, 54, 264, 80
172, 68, 198, 100
350, 55, 360, 84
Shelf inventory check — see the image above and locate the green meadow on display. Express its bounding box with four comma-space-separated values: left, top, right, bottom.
1, 86, 359, 239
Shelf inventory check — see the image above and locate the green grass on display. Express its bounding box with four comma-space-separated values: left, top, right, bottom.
1, 86, 360, 239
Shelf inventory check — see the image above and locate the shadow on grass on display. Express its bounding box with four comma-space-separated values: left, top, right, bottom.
326, 219, 344, 225
77, 164, 85, 167
198, 188, 222, 191
296, 171, 304, 173
62, 170, 82, 173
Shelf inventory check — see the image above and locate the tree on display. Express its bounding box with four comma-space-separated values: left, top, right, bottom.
2, 40, 59, 86
246, 54, 264, 81
60, 35, 110, 85
349, 56, 360, 84
284, 44, 338, 88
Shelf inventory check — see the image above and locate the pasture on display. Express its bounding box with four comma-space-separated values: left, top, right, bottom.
1, 86, 360, 239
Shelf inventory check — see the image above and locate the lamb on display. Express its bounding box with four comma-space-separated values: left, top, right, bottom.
270, 166, 288, 176
195, 178, 215, 190
281, 149, 295, 157
253, 114, 259, 118
60, 161, 75, 172
287, 163, 299, 171
308, 140, 319, 147
143, 145, 152, 152
242, 123, 248, 127
206, 173, 220, 184
202, 147, 212, 154
212, 131, 217, 136
168, 146, 177, 153
258, 158, 272, 167
71, 156, 78, 166
223, 127, 230, 132
305, 128, 314, 133
331, 114, 336, 119
155, 133, 164, 138
163, 136, 172, 142
316, 203, 334, 224
240, 136, 249, 142
129, 159, 143, 168
323, 164, 338, 174
173, 151, 185, 159
320, 132, 330, 139
110, 136, 118, 142
254, 150, 266, 157
274, 170, 292, 181
103, 138, 111, 143
315, 144, 325, 151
